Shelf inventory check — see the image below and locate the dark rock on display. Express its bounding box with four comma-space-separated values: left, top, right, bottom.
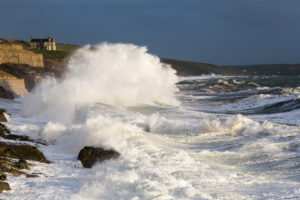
0, 154, 41, 178
0, 141, 49, 163
0, 109, 10, 122
2, 133, 35, 143
0, 122, 46, 145
78, 146, 120, 168
0, 122, 10, 137
16, 159, 29, 169
0, 174, 6, 181
0, 111, 49, 193
25, 173, 39, 178
0, 86, 14, 100
7, 168, 25, 176
0, 181, 10, 193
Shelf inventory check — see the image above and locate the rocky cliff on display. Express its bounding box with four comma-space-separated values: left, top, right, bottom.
0, 63, 57, 92
0, 71, 28, 97
0, 44, 44, 67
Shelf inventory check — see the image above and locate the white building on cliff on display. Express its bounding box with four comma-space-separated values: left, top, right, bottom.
30, 36, 56, 51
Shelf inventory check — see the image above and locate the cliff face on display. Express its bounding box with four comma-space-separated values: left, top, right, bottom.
0, 79, 28, 97
0, 71, 28, 97
0, 63, 57, 92
0, 44, 44, 67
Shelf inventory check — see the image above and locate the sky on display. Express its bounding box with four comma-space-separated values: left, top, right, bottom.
0, 0, 300, 65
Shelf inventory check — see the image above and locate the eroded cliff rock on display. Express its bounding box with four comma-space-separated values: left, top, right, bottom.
0, 44, 44, 67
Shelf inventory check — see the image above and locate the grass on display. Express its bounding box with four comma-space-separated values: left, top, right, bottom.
0, 39, 30, 48
36, 43, 81, 60
0, 38, 81, 60
56, 43, 81, 53
33, 49, 71, 60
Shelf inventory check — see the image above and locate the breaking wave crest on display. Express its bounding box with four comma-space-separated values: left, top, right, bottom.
21, 43, 179, 123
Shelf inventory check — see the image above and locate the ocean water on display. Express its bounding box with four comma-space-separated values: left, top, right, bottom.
1, 44, 300, 200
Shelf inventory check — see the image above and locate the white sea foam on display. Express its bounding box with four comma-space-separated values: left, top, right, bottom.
1, 45, 299, 199
179, 74, 227, 81
21, 43, 179, 124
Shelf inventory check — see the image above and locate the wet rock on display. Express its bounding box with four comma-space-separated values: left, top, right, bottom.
2, 133, 35, 143
0, 110, 49, 193
0, 109, 10, 122
78, 146, 120, 168
0, 122, 46, 145
0, 122, 10, 137
0, 86, 14, 99
15, 159, 30, 169
0, 174, 6, 181
25, 173, 39, 178
0, 141, 49, 163
0, 156, 39, 178
7, 168, 25, 176
0, 181, 10, 193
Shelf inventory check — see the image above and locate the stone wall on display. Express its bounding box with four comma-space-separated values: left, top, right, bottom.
0, 44, 44, 67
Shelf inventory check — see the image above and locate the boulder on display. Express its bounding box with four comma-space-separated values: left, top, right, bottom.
0, 181, 10, 193
78, 146, 120, 168
0, 141, 49, 163
0, 109, 10, 122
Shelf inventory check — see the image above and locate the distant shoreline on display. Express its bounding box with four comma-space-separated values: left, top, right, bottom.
161, 58, 300, 76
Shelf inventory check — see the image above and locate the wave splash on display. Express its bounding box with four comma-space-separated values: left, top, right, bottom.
21, 43, 179, 123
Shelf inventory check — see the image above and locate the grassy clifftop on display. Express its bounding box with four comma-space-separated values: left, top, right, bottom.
0, 38, 79, 60
36, 43, 80, 60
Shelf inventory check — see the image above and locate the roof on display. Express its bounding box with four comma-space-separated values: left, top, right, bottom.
30, 36, 55, 42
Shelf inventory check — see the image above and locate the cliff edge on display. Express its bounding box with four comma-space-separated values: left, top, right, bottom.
0, 44, 44, 67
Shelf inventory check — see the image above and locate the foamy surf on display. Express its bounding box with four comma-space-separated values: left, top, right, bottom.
1, 44, 300, 199
21, 43, 179, 123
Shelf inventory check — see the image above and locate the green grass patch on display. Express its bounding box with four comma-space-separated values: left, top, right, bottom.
0, 39, 30, 48
35, 43, 81, 60
56, 43, 81, 53
33, 49, 71, 60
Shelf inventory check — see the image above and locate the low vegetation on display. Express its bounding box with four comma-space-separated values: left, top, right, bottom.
0, 38, 80, 60
0, 38, 30, 48
34, 43, 80, 60
56, 43, 80, 53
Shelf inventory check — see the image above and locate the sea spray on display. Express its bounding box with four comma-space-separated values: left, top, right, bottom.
21, 43, 179, 123
1, 74, 300, 199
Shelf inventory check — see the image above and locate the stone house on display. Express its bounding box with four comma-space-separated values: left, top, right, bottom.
30, 36, 56, 51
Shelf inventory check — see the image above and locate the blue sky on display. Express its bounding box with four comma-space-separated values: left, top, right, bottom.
1, 0, 300, 65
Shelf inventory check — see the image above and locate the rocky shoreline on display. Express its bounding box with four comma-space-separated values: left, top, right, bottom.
0, 108, 120, 194
0, 109, 49, 193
